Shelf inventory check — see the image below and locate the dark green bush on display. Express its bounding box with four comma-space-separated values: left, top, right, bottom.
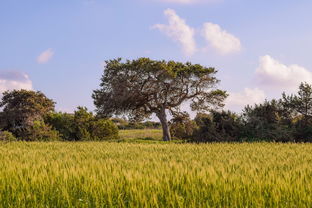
192, 111, 242, 142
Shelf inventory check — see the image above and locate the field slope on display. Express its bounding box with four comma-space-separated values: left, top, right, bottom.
0, 142, 312, 207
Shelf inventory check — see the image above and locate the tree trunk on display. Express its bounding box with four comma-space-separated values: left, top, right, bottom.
156, 108, 171, 141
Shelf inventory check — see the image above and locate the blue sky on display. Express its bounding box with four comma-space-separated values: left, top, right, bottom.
1, 0, 312, 112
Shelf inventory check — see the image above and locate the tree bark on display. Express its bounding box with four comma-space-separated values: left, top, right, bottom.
156, 108, 171, 141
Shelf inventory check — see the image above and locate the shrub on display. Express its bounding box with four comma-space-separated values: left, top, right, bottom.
90, 119, 119, 140
192, 111, 242, 142
0, 131, 17, 142
45, 112, 76, 141
46, 108, 119, 141
26, 121, 61, 141
170, 112, 197, 140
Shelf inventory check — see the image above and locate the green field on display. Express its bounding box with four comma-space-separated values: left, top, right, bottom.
118, 129, 163, 142
0, 131, 312, 207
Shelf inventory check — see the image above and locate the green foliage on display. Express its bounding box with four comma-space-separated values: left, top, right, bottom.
0, 130, 17, 142
45, 112, 76, 141
170, 112, 197, 140
26, 120, 61, 141
46, 107, 119, 141
0, 89, 55, 139
1, 142, 312, 207
241, 100, 293, 142
192, 110, 242, 142
93, 58, 227, 141
90, 119, 119, 140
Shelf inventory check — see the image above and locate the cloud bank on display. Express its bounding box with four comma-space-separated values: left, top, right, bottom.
37, 48, 54, 64
256, 55, 312, 91
0, 71, 33, 94
225, 88, 266, 111
152, 9, 196, 56
153, 9, 241, 56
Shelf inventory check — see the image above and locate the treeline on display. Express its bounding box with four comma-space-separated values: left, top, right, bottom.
0, 90, 118, 141
2, 82, 312, 142
171, 83, 312, 142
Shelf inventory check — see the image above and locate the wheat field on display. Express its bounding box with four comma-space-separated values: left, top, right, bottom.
0, 141, 311, 207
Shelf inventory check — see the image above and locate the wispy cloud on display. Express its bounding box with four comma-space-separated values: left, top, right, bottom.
256, 55, 312, 92
37, 48, 54, 64
0, 71, 33, 94
152, 9, 196, 56
202, 22, 241, 55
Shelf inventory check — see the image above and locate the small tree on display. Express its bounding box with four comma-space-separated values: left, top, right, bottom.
282, 82, 312, 124
93, 58, 227, 141
170, 112, 197, 140
0, 90, 55, 139
282, 82, 312, 141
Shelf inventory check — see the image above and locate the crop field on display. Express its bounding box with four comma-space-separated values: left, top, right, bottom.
0, 139, 312, 208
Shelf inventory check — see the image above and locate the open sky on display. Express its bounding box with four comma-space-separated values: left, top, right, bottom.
1, 0, 312, 113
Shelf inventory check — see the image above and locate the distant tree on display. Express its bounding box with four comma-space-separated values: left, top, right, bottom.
0, 90, 55, 139
282, 82, 312, 124
93, 58, 227, 141
282, 82, 312, 141
242, 99, 293, 142
193, 110, 242, 142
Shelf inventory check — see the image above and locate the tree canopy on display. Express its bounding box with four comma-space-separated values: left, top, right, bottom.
0, 89, 55, 138
93, 58, 227, 141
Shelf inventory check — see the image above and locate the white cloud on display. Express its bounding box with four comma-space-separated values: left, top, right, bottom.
157, 0, 219, 4
152, 9, 196, 56
202, 22, 241, 55
37, 48, 54, 64
225, 88, 266, 111
0, 71, 33, 95
256, 55, 312, 91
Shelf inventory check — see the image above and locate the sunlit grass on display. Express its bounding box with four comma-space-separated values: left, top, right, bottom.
118, 129, 163, 142
0, 142, 312, 207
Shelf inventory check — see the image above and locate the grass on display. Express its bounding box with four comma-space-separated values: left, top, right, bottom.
0, 141, 312, 207
118, 129, 163, 142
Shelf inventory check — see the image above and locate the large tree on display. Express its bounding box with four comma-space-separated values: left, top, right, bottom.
92, 58, 227, 141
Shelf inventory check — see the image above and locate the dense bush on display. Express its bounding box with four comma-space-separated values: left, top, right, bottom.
45, 112, 76, 141
0, 130, 17, 142
90, 119, 119, 140
170, 112, 197, 140
241, 100, 294, 142
191, 111, 242, 142
46, 107, 119, 141
25, 121, 61, 141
